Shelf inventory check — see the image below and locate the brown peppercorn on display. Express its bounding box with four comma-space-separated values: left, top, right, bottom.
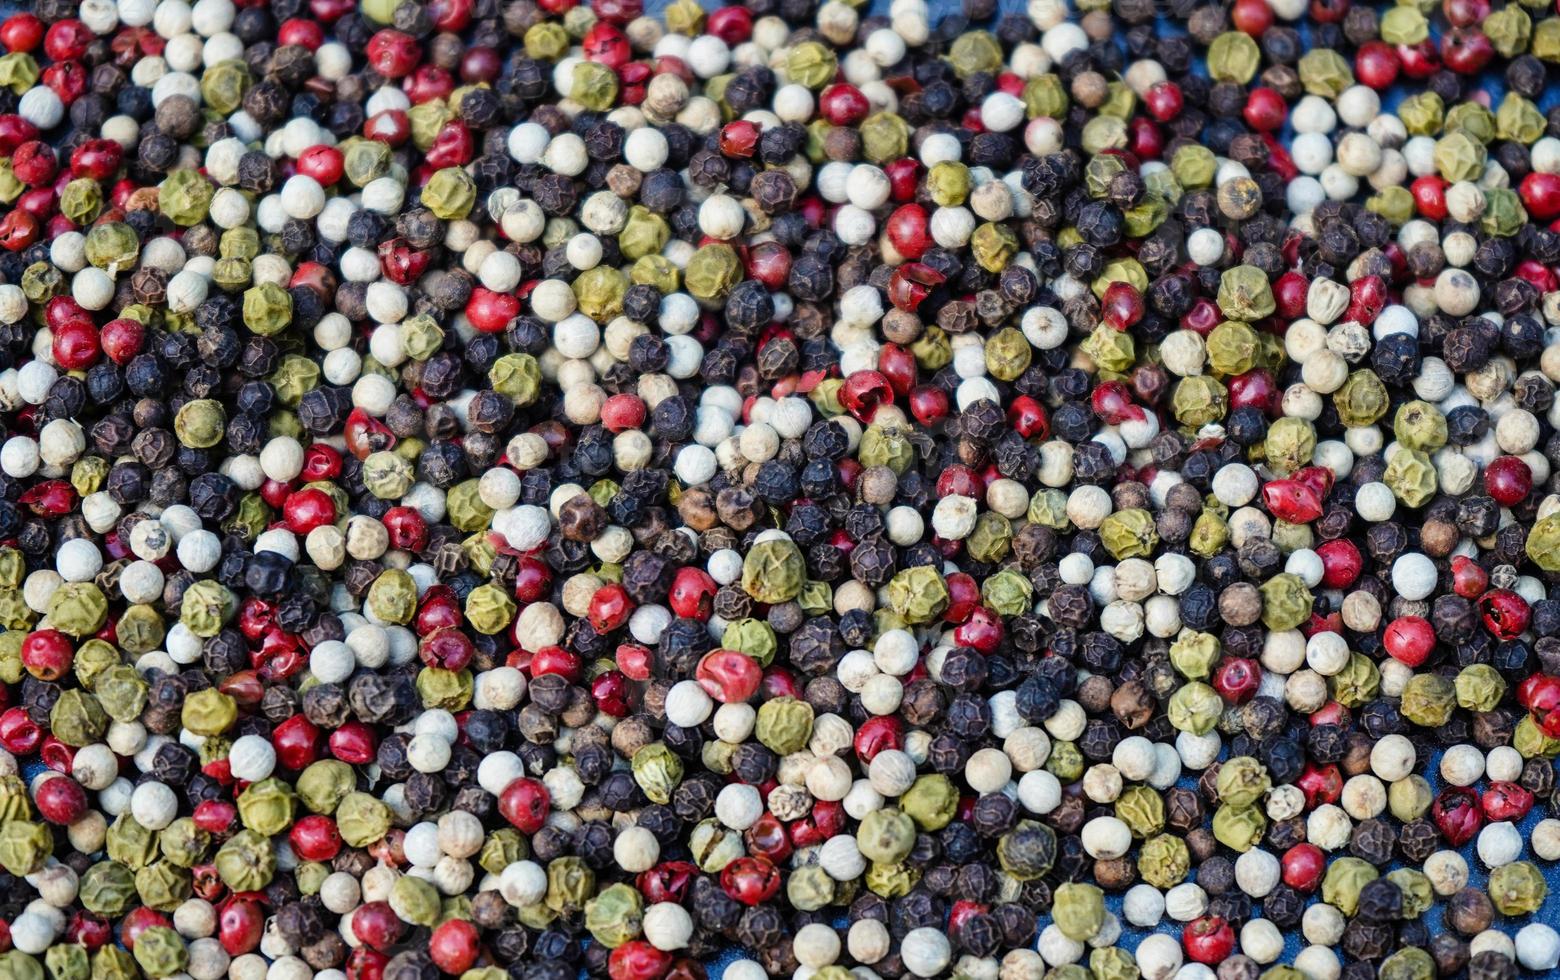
1218, 583, 1263, 626
857, 466, 898, 505
1185, 828, 1217, 863
1109, 680, 1155, 729
1093, 857, 1136, 890
1417, 518, 1459, 556
611, 715, 655, 758
1446, 887, 1495, 936
1076, 674, 1115, 714
1341, 732, 1375, 776
676, 487, 718, 532
1071, 71, 1108, 108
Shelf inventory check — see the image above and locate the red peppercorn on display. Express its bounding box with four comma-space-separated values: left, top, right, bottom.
297, 145, 345, 185
498, 777, 551, 834
529, 645, 581, 681
21, 629, 73, 681
1483, 455, 1532, 507
943, 572, 981, 624
1183, 916, 1235, 965
743, 812, 792, 863
1144, 81, 1183, 121
839, 370, 895, 422
954, 606, 1004, 654
0, 14, 44, 52
1315, 539, 1363, 589
1354, 40, 1401, 88
460, 45, 502, 82
429, 920, 481, 975
1296, 763, 1343, 808
601, 393, 647, 432
351, 901, 404, 951
50, 320, 100, 371
884, 158, 920, 201
1101, 281, 1145, 331
718, 119, 759, 158
1440, 26, 1493, 73
1451, 555, 1489, 599
193, 800, 237, 835
364, 108, 411, 145
1281, 843, 1326, 891
426, 0, 475, 31
789, 799, 844, 848
272, 713, 321, 770
745, 240, 791, 289
1383, 616, 1435, 667
1481, 781, 1535, 822
300, 443, 342, 482
1007, 395, 1049, 440
1432, 786, 1484, 846
0, 708, 39, 756
887, 262, 946, 313
121, 908, 171, 950
466, 286, 521, 333
1444, 0, 1490, 25
1242, 87, 1287, 130
1410, 174, 1449, 220
819, 83, 870, 126
277, 17, 325, 48
588, 583, 634, 633
1481, 589, 1530, 640
590, 669, 634, 717
282, 487, 337, 535
329, 721, 378, 765
219, 899, 265, 956
381, 506, 428, 552
853, 716, 903, 764
66, 913, 109, 950
1261, 477, 1324, 524
366, 29, 422, 78
289, 815, 343, 862
696, 649, 762, 703
616, 643, 653, 681
43, 19, 91, 60
1090, 380, 1139, 425
1211, 657, 1261, 704
419, 627, 475, 672
0, 209, 40, 251
609, 941, 674, 980
9, 141, 55, 186
33, 775, 87, 825
721, 855, 782, 905
908, 384, 950, 426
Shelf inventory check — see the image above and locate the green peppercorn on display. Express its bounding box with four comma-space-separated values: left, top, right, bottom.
1207, 32, 1261, 84
721, 618, 777, 665
971, 222, 1019, 273
200, 60, 252, 115
1052, 882, 1106, 941
1322, 857, 1379, 915
1488, 860, 1547, 914
49, 689, 108, 748
1099, 508, 1159, 561
741, 539, 805, 604
1297, 48, 1354, 96
1137, 834, 1190, 889
80, 861, 137, 917
1211, 804, 1266, 852
1167, 682, 1222, 735
754, 696, 813, 755
1172, 375, 1229, 428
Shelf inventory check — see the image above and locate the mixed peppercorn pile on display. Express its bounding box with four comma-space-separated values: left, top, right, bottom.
9, 0, 1560, 977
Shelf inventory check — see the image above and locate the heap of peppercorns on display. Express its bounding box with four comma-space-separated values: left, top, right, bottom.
7, 0, 1560, 976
